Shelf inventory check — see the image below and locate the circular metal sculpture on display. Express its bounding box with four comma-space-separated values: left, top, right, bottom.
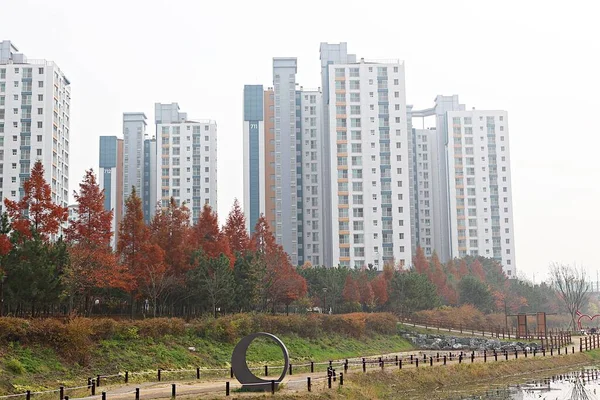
231, 332, 289, 391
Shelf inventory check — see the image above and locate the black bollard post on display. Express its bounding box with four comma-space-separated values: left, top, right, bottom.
230, 367, 234, 379
494, 351, 498, 362
311, 361, 314, 373
289, 364, 293, 375
328, 375, 332, 389
471, 353, 475, 363
196, 367, 200, 379
102, 392, 106, 400
505, 351, 508, 361
524, 349, 527, 358
60, 386, 64, 400
459, 354, 462, 364
551, 347, 553, 356
430, 357, 433, 367
416, 358, 419, 367
340, 372, 344, 386
443, 355, 447, 365
26, 391, 30, 400
91, 381, 96, 396
558, 347, 561, 355
264, 365, 268, 377
515, 350, 518, 359
573, 346, 575, 354
97, 375, 101, 387
395, 355, 399, 366
225, 382, 230, 397
484, 351, 487, 363
533, 349, 536, 357
437, 352, 440, 362
399, 359, 402, 369
125, 371, 129, 383
271, 380, 275, 395
87, 378, 91, 389
543, 348, 546, 357
345, 359, 349, 372
135, 388, 140, 400
307, 377, 311, 392
158, 369, 161, 382
171, 384, 176, 398
381, 359, 384, 370
65, 396, 69, 400
410, 355, 414, 364
363, 359, 366, 372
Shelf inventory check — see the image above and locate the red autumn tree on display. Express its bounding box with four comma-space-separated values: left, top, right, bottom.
64, 169, 118, 311
192, 204, 233, 266
4, 160, 68, 241
470, 259, 486, 282
371, 275, 389, 306
458, 259, 469, 278
358, 272, 374, 307
223, 199, 250, 255
342, 275, 360, 303
412, 246, 429, 276
272, 264, 308, 315
117, 187, 148, 294
430, 252, 447, 291
150, 197, 192, 278
445, 259, 458, 281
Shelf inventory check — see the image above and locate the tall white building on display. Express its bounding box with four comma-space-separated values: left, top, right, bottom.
155, 102, 217, 222
297, 88, 324, 266
410, 96, 516, 276
122, 112, 146, 203
0, 40, 71, 209
327, 59, 412, 269
446, 109, 516, 276
273, 58, 299, 265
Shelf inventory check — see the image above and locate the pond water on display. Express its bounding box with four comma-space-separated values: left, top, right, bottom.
462, 369, 600, 399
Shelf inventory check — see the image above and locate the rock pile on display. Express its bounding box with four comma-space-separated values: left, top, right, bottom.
400, 331, 542, 352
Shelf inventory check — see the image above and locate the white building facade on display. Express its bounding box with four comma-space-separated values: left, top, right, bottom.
328, 59, 412, 269
0, 40, 71, 209
273, 58, 299, 265
122, 112, 146, 203
155, 103, 217, 222
446, 110, 516, 276
297, 88, 324, 266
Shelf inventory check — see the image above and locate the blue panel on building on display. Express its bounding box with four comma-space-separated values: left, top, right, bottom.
99, 136, 117, 168
244, 85, 264, 121
248, 120, 260, 231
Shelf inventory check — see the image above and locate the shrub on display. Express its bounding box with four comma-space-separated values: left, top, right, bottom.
64, 318, 94, 365
5, 358, 25, 374
27, 318, 69, 349
135, 318, 186, 338
324, 314, 366, 338
365, 313, 398, 335
0, 317, 29, 342
89, 318, 118, 340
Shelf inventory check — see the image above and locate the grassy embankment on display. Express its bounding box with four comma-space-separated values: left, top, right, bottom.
0, 313, 412, 395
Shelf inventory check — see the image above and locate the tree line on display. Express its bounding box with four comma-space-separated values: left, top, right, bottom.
0, 162, 588, 322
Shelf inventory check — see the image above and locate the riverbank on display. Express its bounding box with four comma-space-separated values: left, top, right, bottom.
261, 349, 600, 400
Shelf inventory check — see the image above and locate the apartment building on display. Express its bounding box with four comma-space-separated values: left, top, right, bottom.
297, 88, 324, 266
0, 40, 71, 208
327, 58, 412, 269
446, 109, 516, 276
155, 102, 217, 222
410, 96, 516, 276
272, 58, 299, 265
243, 85, 265, 233
122, 112, 146, 204
98, 135, 124, 247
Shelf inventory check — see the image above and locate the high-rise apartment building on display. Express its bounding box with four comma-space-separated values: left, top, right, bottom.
155, 102, 217, 222
99, 135, 124, 247
319, 43, 357, 268
122, 112, 147, 203
327, 58, 412, 269
243, 85, 265, 233
143, 137, 157, 223
0, 40, 71, 208
410, 96, 516, 276
297, 88, 324, 266
446, 109, 516, 276
272, 58, 299, 265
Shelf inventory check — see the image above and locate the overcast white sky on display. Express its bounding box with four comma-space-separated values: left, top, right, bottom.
2, 0, 599, 281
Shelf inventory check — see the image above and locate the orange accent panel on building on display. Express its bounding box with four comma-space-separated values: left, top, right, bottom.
263, 88, 276, 232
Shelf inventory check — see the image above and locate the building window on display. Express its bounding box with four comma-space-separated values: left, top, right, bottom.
38, 81, 44, 88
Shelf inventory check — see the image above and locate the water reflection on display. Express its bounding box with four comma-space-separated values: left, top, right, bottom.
462, 369, 600, 399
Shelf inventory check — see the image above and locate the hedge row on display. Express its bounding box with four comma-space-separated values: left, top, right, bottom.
0, 312, 399, 349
